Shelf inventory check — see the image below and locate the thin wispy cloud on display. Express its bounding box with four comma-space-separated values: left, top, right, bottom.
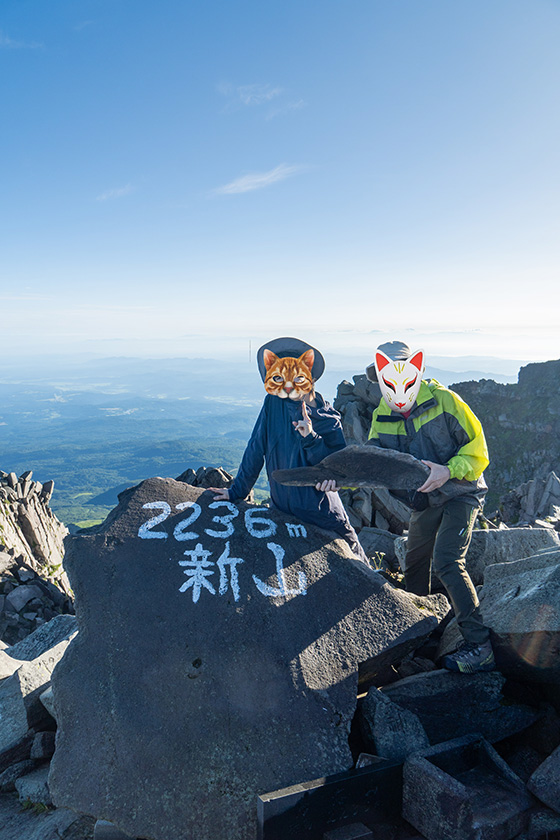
0, 30, 42, 49
95, 184, 133, 201
217, 82, 283, 109
74, 21, 94, 31
212, 164, 305, 196
217, 81, 305, 118
265, 99, 306, 120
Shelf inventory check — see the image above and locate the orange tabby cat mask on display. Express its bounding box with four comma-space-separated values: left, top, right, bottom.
262, 350, 315, 400
257, 338, 325, 398
374, 347, 425, 413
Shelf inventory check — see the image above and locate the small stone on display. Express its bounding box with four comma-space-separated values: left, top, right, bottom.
15, 764, 52, 806
528, 743, 560, 813
6, 585, 45, 613
31, 731, 56, 760
6, 614, 77, 661
15, 566, 37, 583
323, 823, 374, 840
94, 821, 137, 839
397, 656, 438, 679
359, 687, 430, 761
40, 687, 57, 722
0, 759, 36, 791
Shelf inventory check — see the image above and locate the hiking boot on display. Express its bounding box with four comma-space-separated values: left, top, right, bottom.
443, 640, 495, 674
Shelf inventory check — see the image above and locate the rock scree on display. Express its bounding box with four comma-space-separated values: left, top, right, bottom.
48, 477, 444, 840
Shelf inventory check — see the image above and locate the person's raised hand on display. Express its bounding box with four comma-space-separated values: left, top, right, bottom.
293, 400, 313, 437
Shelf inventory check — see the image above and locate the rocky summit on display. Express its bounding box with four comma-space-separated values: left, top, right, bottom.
49, 477, 445, 840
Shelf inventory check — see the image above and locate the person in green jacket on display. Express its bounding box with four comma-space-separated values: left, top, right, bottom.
366, 340, 494, 673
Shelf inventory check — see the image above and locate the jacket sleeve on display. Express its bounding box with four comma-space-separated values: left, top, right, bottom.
444, 390, 489, 481
228, 405, 267, 501
300, 413, 346, 466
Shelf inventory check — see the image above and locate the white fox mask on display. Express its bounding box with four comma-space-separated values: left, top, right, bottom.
375, 348, 424, 414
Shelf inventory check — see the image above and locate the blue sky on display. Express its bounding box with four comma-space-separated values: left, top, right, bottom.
1, 0, 559, 364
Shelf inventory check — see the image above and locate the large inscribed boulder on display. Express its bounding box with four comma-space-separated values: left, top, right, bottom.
49, 478, 443, 840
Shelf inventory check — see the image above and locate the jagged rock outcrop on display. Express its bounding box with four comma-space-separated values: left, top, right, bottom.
0, 471, 72, 645
500, 470, 560, 528
0, 470, 66, 573
450, 359, 560, 510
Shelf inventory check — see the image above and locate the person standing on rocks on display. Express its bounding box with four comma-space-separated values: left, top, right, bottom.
367, 341, 494, 672
321, 340, 494, 673
209, 336, 369, 564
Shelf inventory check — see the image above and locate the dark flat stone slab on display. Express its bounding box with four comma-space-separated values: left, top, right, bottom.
49, 478, 441, 840
272, 445, 430, 490
258, 760, 402, 840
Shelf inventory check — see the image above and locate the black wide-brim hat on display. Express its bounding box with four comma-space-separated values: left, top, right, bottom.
257, 337, 325, 382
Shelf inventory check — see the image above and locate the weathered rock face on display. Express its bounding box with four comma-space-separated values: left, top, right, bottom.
378, 670, 539, 746
0, 624, 76, 764
451, 359, 560, 511
0, 469, 71, 646
465, 527, 560, 586
479, 547, 560, 683
49, 477, 444, 840
500, 470, 560, 529
0, 551, 74, 646
0, 470, 67, 574
528, 743, 560, 813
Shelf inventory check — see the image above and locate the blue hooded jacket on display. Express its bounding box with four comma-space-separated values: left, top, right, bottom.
228, 393, 357, 540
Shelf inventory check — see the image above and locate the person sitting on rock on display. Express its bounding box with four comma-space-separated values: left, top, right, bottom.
320, 340, 494, 673
209, 336, 368, 564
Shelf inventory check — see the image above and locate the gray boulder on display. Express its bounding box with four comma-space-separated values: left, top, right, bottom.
49, 477, 445, 840
466, 527, 560, 585
0, 795, 94, 840
6, 615, 77, 661
0, 650, 25, 681
15, 765, 52, 807
382, 669, 539, 745
527, 743, 560, 813
0, 635, 74, 758
356, 527, 398, 567
0, 760, 36, 792
39, 687, 56, 722
359, 688, 430, 760
479, 546, 560, 683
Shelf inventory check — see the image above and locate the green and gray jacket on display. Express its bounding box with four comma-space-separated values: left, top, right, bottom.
368, 379, 489, 508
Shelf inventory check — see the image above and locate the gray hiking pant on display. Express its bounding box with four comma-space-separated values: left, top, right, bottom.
404, 498, 489, 645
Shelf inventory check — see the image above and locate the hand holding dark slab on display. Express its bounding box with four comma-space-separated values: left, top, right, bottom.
272, 445, 431, 490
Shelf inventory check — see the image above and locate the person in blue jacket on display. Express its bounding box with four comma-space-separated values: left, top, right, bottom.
210, 336, 368, 563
